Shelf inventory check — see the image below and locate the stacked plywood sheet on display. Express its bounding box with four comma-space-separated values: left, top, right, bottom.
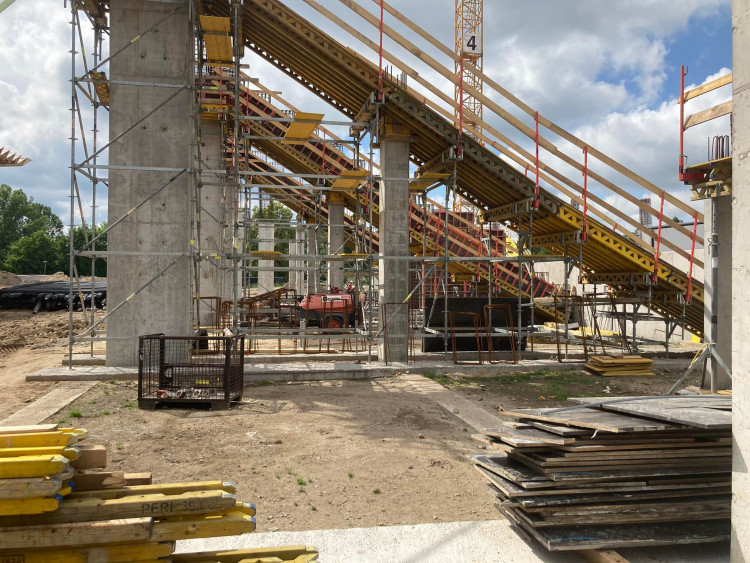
585, 355, 655, 377
472, 396, 731, 551
0, 424, 318, 561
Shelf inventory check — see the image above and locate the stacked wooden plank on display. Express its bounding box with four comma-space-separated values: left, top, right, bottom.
472, 396, 731, 551
585, 355, 655, 377
0, 423, 318, 561
0, 424, 83, 517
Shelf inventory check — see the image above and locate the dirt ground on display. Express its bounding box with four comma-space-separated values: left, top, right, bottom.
422, 360, 702, 414
0, 306, 706, 533
45, 378, 498, 531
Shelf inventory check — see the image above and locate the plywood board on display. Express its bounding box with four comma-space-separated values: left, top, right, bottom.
500, 407, 677, 433
569, 397, 732, 430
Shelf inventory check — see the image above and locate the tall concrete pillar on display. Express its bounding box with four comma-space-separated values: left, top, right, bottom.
732, 1, 750, 558
290, 224, 306, 295
107, 1, 193, 366
377, 117, 411, 363
257, 220, 274, 294
197, 120, 233, 326
306, 222, 319, 294
704, 196, 732, 389
327, 193, 346, 291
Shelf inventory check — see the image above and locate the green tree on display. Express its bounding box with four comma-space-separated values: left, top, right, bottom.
59, 222, 108, 277
4, 231, 65, 275
0, 184, 64, 267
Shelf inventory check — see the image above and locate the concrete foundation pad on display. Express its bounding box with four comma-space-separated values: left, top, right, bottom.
176, 520, 576, 563
0, 382, 96, 425
175, 520, 729, 562
62, 354, 106, 366
27, 367, 138, 382
27, 358, 586, 384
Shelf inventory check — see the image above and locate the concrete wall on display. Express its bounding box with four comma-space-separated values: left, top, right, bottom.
107, 1, 193, 366
732, 0, 750, 557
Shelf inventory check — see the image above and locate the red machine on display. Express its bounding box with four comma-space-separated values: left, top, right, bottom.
298, 288, 362, 328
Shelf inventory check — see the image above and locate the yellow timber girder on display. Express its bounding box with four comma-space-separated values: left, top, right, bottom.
202, 0, 704, 337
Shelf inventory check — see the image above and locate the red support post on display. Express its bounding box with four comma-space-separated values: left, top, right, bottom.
652, 190, 666, 283
534, 111, 540, 208
582, 146, 589, 242
457, 56, 464, 158
678, 65, 687, 181
377, 0, 384, 101
685, 211, 699, 303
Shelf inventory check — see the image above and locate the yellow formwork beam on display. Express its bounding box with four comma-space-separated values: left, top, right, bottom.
0, 432, 78, 449
0, 446, 79, 462
152, 509, 256, 541
0, 476, 63, 500
0, 495, 62, 516
0, 455, 71, 479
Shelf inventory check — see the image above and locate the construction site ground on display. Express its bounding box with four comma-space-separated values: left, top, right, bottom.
0, 308, 706, 538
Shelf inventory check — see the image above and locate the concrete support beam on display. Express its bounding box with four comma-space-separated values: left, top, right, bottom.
197, 120, 233, 326
327, 193, 346, 291
704, 196, 732, 390
290, 225, 306, 295
107, 1, 193, 366
732, 1, 750, 558
307, 223, 319, 294
257, 221, 274, 294
377, 117, 412, 363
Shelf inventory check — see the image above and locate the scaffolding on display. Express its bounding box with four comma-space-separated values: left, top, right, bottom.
66, 0, 705, 369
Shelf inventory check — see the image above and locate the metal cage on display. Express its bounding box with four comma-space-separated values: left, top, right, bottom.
138, 334, 245, 410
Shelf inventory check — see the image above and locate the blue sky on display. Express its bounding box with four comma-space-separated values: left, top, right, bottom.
0, 0, 734, 233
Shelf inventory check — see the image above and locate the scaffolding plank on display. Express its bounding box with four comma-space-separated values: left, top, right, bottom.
200, 16, 233, 63
282, 112, 324, 145
330, 169, 367, 189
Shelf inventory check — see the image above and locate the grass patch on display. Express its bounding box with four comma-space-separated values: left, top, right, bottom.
69, 409, 83, 418
57, 418, 68, 425
311, 506, 317, 511
260, 380, 274, 386
422, 371, 456, 387
296, 477, 307, 486
372, 488, 381, 495
122, 401, 136, 409
348, 471, 354, 479
100, 410, 112, 416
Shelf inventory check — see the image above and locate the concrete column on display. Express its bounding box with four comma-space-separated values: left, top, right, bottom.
327, 193, 346, 291
197, 120, 233, 326
290, 224, 306, 295
377, 117, 411, 363
732, 1, 750, 558
107, 1, 193, 366
307, 223, 318, 294
704, 196, 732, 389
257, 220, 274, 294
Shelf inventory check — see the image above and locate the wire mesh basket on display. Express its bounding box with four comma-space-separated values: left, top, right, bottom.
138, 334, 245, 410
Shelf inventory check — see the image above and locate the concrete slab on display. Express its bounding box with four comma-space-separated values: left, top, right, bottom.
402, 373, 503, 431
0, 382, 96, 425
175, 520, 577, 563
62, 354, 106, 366
27, 366, 138, 382
175, 520, 730, 562
27, 358, 587, 383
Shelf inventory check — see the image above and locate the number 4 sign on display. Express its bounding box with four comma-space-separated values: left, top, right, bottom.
462, 32, 481, 55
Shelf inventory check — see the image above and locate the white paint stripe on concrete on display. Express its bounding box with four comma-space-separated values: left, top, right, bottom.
0, 382, 95, 425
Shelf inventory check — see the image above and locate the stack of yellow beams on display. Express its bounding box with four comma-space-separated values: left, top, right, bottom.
0, 424, 318, 561
585, 355, 655, 377
0, 424, 83, 517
